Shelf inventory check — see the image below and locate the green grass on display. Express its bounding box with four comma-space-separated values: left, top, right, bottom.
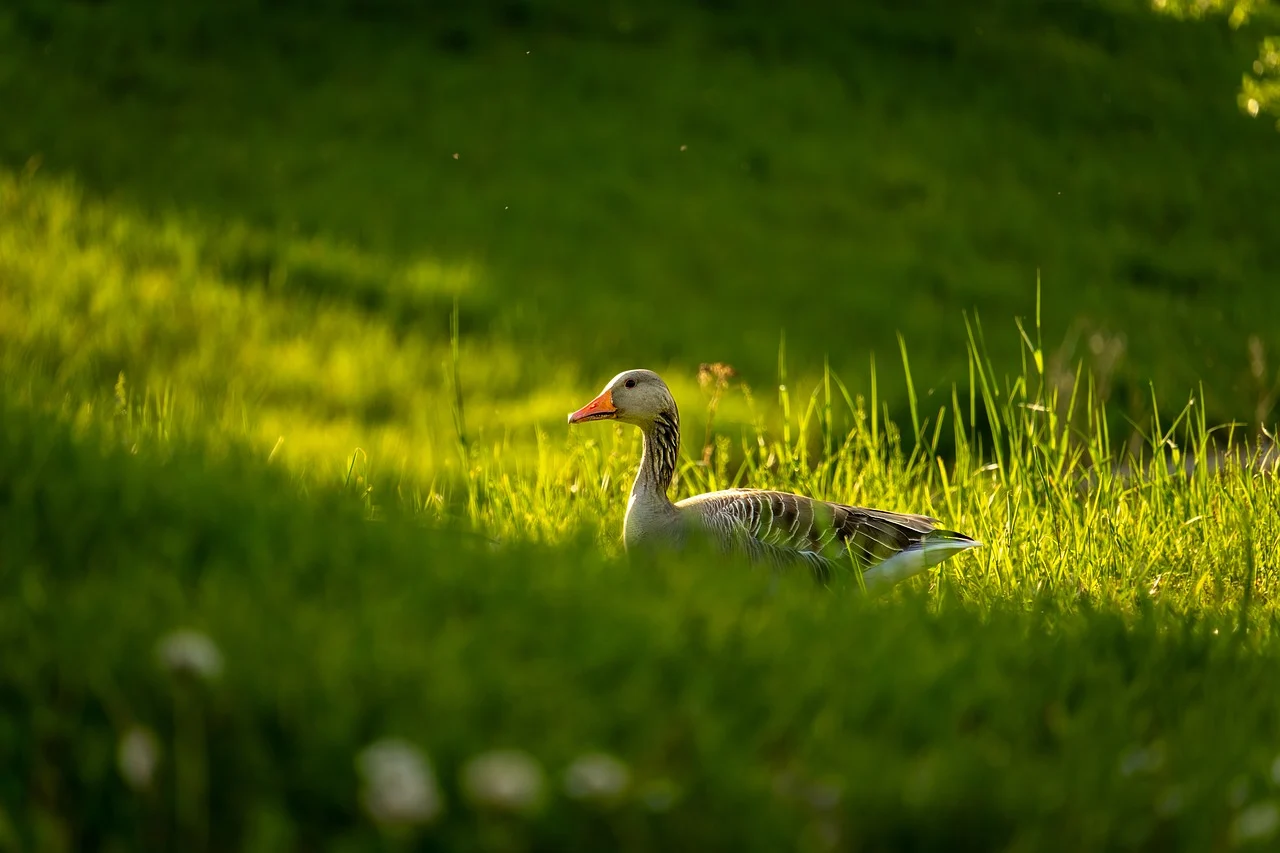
3, 311, 1280, 850
2, 0, 1280, 441
4, 0, 1280, 849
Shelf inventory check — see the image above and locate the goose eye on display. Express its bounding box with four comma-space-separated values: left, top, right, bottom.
624, 378, 636, 389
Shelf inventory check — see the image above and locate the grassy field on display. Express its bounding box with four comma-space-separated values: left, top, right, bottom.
4, 0, 1280, 449
3, 0, 1280, 849
4, 325, 1280, 851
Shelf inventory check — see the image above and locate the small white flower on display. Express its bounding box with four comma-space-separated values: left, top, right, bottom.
563, 752, 631, 804
357, 739, 442, 828
156, 629, 223, 680
1231, 801, 1280, 846
117, 725, 160, 791
461, 749, 546, 815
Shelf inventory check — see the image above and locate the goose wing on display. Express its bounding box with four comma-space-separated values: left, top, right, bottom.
676, 488, 969, 579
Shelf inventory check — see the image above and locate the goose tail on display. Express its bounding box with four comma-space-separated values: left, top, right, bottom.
860, 528, 981, 592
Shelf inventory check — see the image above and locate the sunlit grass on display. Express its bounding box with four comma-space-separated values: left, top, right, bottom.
477, 328, 1279, 616
2, 165, 1278, 853
0, 169, 587, 483
3, 169, 1277, 618
5, 0, 1280, 432
2, 291, 1280, 849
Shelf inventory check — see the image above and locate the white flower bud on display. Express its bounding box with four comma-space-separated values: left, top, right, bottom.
461, 749, 546, 815
156, 630, 223, 680
357, 739, 442, 828
1232, 801, 1280, 846
117, 725, 160, 791
563, 752, 631, 804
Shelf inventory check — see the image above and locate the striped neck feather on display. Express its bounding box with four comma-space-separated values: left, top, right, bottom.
635, 409, 680, 501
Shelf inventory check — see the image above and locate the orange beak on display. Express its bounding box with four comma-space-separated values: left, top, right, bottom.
568, 389, 618, 424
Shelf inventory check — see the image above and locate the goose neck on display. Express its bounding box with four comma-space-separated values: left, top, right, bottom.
633, 410, 680, 503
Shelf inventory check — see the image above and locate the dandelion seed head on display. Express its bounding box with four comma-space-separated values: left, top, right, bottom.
461, 749, 546, 815
357, 739, 442, 828
117, 725, 160, 791
156, 629, 223, 680
1232, 801, 1280, 846
564, 752, 631, 803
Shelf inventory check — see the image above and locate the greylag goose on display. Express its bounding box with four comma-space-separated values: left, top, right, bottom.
568, 369, 980, 589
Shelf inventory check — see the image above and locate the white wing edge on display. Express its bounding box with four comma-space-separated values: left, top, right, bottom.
860, 537, 982, 593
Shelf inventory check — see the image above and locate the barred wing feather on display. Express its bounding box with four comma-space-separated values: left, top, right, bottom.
676, 488, 977, 585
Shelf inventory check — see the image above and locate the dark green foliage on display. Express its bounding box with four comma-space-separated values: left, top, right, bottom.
1, 0, 1277, 434
2, 399, 1279, 852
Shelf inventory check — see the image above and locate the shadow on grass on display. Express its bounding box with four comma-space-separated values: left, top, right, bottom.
2, 0, 1278, 431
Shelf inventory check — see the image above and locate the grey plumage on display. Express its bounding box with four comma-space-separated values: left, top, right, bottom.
568, 368, 980, 588
676, 488, 974, 583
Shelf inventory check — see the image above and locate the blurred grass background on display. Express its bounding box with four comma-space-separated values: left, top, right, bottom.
4, 0, 1280, 849
4, 0, 1280, 479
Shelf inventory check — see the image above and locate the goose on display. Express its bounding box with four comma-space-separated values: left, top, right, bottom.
568, 369, 980, 590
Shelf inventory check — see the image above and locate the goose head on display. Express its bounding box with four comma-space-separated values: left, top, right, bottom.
568, 369, 677, 429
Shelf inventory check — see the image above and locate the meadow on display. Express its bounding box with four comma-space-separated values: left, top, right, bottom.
3, 0, 1280, 850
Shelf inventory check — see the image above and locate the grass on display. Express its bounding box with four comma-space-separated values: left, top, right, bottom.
3, 306, 1280, 850
3, 0, 1280, 439
3, 0, 1280, 849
